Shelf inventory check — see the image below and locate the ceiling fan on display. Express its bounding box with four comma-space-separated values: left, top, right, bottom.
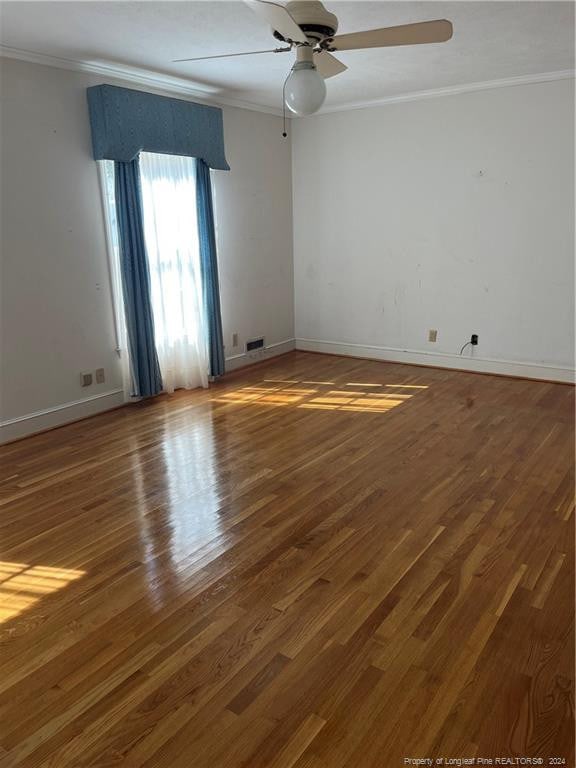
174, 0, 453, 117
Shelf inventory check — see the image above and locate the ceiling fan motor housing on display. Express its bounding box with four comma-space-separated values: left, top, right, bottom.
273, 0, 338, 44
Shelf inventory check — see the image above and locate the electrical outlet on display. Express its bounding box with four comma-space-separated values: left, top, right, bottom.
95, 368, 105, 384
232, 333, 239, 348
80, 372, 93, 387
471, 334, 478, 345
428, 329, 438, 343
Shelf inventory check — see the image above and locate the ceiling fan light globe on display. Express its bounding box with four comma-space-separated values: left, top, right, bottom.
284, 64, 326, 116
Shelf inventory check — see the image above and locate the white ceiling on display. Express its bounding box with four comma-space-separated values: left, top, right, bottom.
0, 1, 574, 113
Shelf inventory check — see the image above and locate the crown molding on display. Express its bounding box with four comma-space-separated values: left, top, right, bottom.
315, 69, 575, 116
0, 45, 286, 117
1, 44, 573, 119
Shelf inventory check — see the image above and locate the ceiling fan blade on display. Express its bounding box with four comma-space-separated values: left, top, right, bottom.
243, 0, 309, 44
173, 47, 290, 63
326, 19, 453, 52
314, 50, 347, 79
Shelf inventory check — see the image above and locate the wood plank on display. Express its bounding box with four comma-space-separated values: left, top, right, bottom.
0, 351, 573, 766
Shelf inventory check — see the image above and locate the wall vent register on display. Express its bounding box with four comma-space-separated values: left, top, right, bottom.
246, 337, 265, 352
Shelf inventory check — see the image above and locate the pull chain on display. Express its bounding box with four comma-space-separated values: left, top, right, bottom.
282, 71, 290, 138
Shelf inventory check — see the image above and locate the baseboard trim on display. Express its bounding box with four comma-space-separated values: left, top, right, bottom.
4, 336, 569, 444
0, 389, 126, 443
0, 339, 296, 443
225, 338, 296, 372
295, 339, 575, 384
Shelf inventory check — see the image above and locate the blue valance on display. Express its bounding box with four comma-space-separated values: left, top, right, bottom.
87, 85, 229, 170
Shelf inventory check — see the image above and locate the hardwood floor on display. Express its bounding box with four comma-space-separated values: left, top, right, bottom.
0, 351, 574, 767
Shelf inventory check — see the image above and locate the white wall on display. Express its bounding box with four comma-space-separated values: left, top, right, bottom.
0, 58, 294, 440
292, 79, 575, 381
1, 63, 573, 444
214, 106, 294, 370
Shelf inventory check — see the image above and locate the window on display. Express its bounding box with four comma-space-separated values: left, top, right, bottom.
100, 154, 208, 395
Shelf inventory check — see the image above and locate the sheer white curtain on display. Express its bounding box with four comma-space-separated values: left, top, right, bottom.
139, 152, 208, 393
